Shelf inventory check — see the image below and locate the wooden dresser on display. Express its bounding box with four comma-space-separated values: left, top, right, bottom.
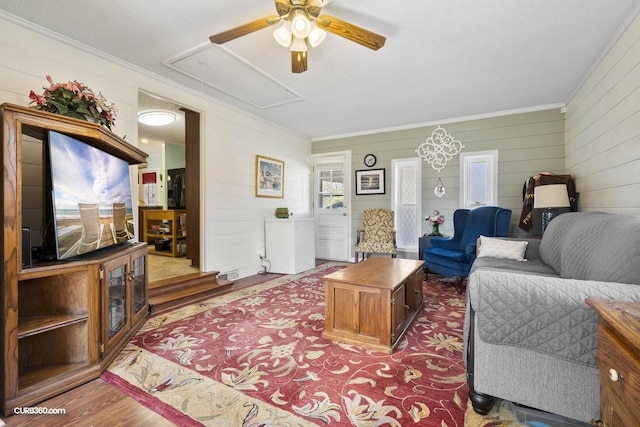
586, 298, 640, 426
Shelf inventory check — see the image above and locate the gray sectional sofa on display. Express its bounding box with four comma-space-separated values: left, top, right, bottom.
463, 211, 640, 423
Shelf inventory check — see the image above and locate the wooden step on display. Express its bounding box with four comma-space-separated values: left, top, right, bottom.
148, 272, 233, 313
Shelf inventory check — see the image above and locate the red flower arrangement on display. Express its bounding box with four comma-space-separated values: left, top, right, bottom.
28, 75, 117, 130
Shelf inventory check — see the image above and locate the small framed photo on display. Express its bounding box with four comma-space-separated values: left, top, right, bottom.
255, 155, 285, 198
355, 168, 385, 195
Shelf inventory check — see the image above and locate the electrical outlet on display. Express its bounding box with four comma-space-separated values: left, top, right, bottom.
258, 247, 266, 258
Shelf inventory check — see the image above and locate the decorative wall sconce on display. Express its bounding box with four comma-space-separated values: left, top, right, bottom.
416, 126, 465, 198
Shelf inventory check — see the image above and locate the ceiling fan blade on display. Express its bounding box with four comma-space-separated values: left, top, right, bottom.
317, 14, 386, 50
291, 50, 308, 73
209, 15, 281, 44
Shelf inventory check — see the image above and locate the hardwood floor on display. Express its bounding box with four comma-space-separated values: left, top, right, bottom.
147, 253, 199, 283
1, 262, 332, 426
1, 379, 175, 427
147, 254, 232, 312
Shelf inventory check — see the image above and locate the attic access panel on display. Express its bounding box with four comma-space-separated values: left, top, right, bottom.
164, 44, 304, 109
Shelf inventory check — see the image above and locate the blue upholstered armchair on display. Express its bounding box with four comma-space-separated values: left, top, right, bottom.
424, 206, 512, 293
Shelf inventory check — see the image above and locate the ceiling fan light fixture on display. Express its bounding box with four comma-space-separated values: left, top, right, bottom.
308, 23, 326, 47
291, 10, 311, 39
207, 1, 386, 74
273, 21, 292, 47
290, 36, 308, 52
138, 111, 176, 126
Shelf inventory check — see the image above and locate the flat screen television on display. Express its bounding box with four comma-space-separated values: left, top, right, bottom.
48, 130, 134, 260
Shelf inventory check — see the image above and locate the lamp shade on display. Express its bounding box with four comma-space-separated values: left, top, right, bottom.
273, 21, 292, 47
291, 10, 311, 39
533, 184, 570, 209
290, 36, 308, 52
308, 23, 326, 47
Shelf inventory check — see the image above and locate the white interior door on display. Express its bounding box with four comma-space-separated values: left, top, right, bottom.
313, 151, 351, 261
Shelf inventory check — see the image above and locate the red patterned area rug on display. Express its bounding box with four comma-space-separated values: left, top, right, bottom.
102, 262, 490, 426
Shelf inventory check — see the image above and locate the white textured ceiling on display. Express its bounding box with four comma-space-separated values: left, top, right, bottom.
1, 0, 639, 140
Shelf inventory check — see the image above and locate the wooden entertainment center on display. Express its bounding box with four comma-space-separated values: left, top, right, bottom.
1, 103, 149, 415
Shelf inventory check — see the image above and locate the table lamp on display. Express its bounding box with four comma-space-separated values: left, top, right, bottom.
533, 184, 570, 234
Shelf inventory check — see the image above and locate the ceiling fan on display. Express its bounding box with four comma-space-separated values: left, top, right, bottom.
209, 0, 386, 73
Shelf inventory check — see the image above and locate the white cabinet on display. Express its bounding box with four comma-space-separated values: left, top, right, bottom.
265, 218, 315, 274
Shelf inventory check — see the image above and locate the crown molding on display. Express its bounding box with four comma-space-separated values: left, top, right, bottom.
312, 103, 566, 142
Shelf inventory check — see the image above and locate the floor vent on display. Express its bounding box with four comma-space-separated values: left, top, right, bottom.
218, 270, 239, 281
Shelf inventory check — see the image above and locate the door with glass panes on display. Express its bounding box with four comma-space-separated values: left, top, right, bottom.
313, 152, 351, 261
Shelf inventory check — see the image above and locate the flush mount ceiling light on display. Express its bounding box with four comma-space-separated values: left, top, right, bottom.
138, 111, 177, 126
209, 0, 386, 73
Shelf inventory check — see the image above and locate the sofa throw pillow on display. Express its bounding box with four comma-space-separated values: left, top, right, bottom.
477, 236, 528, 261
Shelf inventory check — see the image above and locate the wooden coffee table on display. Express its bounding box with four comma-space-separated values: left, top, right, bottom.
322, 257, 425, 353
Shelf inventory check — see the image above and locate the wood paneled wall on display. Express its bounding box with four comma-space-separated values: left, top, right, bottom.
565, 14, 640, 215
312, 109, 566, 244
0, 16, 311, 280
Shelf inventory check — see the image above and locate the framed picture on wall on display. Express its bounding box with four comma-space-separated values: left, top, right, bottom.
355, 168, 385, 195
255, 155, 285, 198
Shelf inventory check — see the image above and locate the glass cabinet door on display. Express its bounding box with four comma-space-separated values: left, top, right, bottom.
101, 245, 149, 355
107, 264, 127, 339
131, 252, 147, 316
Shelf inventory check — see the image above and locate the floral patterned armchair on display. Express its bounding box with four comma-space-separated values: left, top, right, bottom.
354, 209, 397, 262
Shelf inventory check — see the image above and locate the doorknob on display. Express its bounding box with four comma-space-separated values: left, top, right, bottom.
343, 213, 347, 216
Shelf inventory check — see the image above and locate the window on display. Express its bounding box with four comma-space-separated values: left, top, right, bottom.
392, 158, 422, 250
140, 171, 159, 206
317, 164, 344, 209
459, 150, 498, 209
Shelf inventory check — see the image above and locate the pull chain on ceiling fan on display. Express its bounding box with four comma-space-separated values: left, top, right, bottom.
209, 0, 386, 73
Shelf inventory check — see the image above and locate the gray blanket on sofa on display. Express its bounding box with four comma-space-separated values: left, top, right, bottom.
469, 269, 640, 367
468, 211, 640, 367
